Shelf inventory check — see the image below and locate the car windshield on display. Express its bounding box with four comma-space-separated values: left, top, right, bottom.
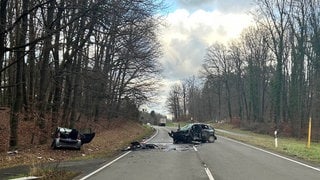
201, 124, 211, 129
180, 124, 193, 131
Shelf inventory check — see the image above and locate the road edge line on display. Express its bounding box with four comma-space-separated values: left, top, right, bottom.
79, 127, 159, 180
220, 136, 320, 172
79, 151, 131, 180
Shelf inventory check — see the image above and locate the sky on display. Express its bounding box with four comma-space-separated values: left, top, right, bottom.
143, 0, 256, 118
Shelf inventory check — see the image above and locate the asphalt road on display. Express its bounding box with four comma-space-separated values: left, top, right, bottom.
78, 126, 320, 180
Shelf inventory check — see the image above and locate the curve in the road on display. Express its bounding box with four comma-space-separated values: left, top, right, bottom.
79, 126, 160, 180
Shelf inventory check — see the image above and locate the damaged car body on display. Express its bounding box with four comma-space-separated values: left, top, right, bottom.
168, 123, 217, 144
51, 127, 95, 150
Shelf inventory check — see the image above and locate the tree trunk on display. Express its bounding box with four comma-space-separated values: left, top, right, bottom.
38, 0, 54, 144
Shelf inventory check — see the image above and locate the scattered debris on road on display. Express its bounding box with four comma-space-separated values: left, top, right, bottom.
122, 141, 158, 151
122, 141, 202, 152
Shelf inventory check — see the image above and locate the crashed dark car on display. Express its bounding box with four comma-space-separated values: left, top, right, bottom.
51, 127, 95, 150
168, 123, 217, 144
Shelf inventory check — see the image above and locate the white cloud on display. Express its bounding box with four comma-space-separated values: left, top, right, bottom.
159, 9, 253, 80
175, 0, 255, 13
149, 5, 254, 117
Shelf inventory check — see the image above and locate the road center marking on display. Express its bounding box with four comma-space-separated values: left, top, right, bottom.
204, 166, 215, 180
193, 146, 198, 151
193, 145, 215, 180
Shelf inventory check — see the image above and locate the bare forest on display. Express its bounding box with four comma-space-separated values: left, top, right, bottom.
0, 0, 163, 151
166, 0, 320, 140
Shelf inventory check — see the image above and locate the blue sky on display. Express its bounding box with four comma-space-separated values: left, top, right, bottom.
144, 0, 256, 118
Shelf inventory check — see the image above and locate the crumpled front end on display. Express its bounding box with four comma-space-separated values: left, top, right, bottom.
168, 131, 189, 143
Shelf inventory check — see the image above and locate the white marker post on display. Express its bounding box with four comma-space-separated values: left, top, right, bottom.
274, 130, 278, 148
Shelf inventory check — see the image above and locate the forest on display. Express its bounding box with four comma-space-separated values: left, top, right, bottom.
166, 0, 320, 140
0, 0, 163, 150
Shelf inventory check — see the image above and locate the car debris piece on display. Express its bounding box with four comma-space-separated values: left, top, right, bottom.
51, 127, 95, 150
7, 150, 18, 155
168, 123, 217, 144
122, 141, 158, 151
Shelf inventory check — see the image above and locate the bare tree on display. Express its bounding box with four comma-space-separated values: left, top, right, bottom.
166, 84, 182, 121
203, 43, 234, 121
308, 0, 320, 140
0, 0, 164, 149
256, 0, 292, 127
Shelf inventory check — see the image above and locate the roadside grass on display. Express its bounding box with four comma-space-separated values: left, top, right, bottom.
27, 125, 155, 180
164, 121, 175, 127
166, 121, 189, 128
3, 121, 155, 180
73, 123, 155, 161
8, 162, 80, 180
214, 123, 320, 164
29, 166, 79, 180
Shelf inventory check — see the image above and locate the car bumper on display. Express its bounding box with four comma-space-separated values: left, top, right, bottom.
53, 138, 82, 149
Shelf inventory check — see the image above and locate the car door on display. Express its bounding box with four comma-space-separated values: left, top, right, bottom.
81, 132, 95, 144
191, 124, 202, 140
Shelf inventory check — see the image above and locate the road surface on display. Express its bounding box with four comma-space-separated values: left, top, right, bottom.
79, 126, 320, 180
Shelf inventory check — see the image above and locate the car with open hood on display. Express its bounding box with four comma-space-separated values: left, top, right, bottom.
168, 123, 217, 144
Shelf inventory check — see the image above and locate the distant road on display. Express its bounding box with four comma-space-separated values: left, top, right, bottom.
79, 126, 320, 180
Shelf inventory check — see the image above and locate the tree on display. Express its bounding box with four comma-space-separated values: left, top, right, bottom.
9, 0, 29, 148
256, 0, 292, 127
166, 84, 182, 121
286, 0, 309, 138
203, 43, 234, 121
0, 0, 164, 149
239, 26, 271, 123
308, 0, 320, 140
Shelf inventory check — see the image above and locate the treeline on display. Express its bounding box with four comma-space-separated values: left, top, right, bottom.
167, 0, 320, 139
0, 0, 162, 148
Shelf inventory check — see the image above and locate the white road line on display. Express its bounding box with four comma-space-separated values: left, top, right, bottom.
193, 146, 198, 152
143, 126, 159, 143
220, 136, 320, 172
204, 167, 215, 180
193, 145, 215, 180
80, 128, 159, 180
79, 151, 131, 180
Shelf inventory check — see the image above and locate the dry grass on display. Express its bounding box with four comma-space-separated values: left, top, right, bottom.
0, 119, 153, 169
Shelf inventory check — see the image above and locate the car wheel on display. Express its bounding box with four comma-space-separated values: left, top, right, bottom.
208, 135, 215, 143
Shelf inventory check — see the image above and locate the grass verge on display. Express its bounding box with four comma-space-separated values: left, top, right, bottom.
214, 123, 320, 165
5, 121, 155, 180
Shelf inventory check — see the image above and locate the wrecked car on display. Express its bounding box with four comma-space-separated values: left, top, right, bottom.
168, 123, 217, 144
51, 127, 95, 150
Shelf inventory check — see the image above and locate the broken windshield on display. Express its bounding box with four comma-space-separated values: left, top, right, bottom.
180, 124, 193, 131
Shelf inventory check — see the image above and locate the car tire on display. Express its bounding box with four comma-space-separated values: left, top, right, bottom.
208, 135, 215, 143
